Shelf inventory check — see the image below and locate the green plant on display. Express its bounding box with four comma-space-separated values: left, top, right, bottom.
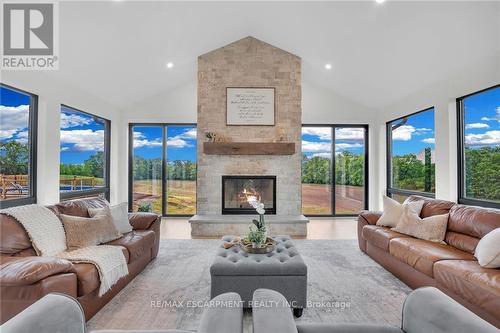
137, 201, 153, 212
246, 226, 266, 245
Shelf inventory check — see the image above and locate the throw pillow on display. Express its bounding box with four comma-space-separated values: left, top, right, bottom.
60, 208, 121, 250
392, 205, 449, 243
474, 228, 500, 268
88, 202, 132, 234
376, 196, 425, 228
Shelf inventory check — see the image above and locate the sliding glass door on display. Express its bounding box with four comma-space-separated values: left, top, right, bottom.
301, 125, 368, 216
129, 124, 196, 216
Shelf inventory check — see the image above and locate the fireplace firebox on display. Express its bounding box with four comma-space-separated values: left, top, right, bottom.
222, 176, 276, 214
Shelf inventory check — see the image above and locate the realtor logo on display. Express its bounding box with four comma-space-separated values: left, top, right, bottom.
1, 2, 59, 70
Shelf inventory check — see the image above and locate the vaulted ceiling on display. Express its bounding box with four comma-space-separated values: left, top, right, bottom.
38, 1, 500, 110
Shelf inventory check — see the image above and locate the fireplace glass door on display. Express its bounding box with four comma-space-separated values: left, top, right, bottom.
222, 176, 276, 214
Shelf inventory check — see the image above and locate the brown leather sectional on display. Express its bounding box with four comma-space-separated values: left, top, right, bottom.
358, 195, 500, 328
0, 197, 161, 324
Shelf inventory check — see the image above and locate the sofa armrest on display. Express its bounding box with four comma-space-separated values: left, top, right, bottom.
128, 212, 160, 230
0, 256, 74, 286
402, 287, 498, 333
358, 210, 382, 225
252, 288, 298, 333
197, 292, 243, 333
0, 293, 85, 333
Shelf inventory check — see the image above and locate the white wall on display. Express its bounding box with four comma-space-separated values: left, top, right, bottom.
2, 71, 123, 205
376, 53, 500, 209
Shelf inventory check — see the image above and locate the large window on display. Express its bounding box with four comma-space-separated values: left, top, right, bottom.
386, 107, 435, 202
301, 125, 368, 216
129, 124, 196, 216
457, 85, 500, 208
60, 105, 110, 200
0, 84, 37, 208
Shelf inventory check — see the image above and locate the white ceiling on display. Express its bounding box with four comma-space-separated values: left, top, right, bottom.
46, 1, 499, 110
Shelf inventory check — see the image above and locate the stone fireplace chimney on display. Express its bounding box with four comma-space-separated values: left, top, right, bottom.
190, 36, 308, 237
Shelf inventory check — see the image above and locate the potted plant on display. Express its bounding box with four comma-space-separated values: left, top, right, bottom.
246, 226, 267, 248
137, 201, 153, 213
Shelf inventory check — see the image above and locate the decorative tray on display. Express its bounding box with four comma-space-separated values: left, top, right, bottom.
240, 237, 276, 254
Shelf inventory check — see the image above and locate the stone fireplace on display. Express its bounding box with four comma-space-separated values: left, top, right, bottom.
222, 176, 276, 215
189, 36, 308, 237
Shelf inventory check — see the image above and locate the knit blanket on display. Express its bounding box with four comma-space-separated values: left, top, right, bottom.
1, 204, 66, 256
1, 204, 128, 296
57, 245, 128, 296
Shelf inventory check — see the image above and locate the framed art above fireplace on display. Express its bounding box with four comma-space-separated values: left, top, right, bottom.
226, 87, 275, 126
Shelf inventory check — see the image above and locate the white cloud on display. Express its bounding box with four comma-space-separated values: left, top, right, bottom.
392, 125, 432, 141
132, 131, 162, 149
60, 112, 91, 129
302, 127, 331, 141
335, 143, 363, 150
0, 105, 29, 139
15, 131, 29, 144
421, 138, 435, 144
302, 141, 331, 153
466, 123, 489, 129
392, 125, 415, 141
480, 106, 500, 123
335, 128, 365, 141
166, 128, 197, 149
465, 130, 500, 146
60, 129, 105, 151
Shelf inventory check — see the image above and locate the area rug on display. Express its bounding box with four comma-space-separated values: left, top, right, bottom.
87, 239, 411, 332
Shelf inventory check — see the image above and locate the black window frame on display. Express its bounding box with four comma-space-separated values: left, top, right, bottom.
128, 123, 197, 217
456, 84, 500, 209
386, 107, 436, 201
59, 104, 111, 201
301, 124, 369, 217
0, 83, 38, 209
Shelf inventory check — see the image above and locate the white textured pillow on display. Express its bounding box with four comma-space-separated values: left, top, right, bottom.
392, 205, 449, 243
474, 228, 500, 268
88, 202, 132, 234
376, 196, 425, 228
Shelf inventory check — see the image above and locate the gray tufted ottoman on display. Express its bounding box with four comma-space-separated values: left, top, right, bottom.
211, 235, 307, 317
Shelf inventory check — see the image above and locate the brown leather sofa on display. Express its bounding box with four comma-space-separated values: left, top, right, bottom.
358, 195, 500, 328
0, 197, 161, 324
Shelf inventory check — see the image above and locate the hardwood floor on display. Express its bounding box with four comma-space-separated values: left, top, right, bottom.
159, 217, 357, 240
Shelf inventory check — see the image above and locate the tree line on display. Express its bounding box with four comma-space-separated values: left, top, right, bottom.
132, 156, 196, 181
301, 151, 365, 186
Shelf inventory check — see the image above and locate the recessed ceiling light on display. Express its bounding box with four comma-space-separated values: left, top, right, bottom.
375, 0, 386, 3
166, 62, 174, 69
325, 64, 332, 70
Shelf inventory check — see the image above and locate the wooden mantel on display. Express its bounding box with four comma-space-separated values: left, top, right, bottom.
203, 142, 295, 155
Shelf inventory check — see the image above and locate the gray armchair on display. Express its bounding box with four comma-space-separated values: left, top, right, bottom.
0, 292, 243, 333
252, 287, 498, 333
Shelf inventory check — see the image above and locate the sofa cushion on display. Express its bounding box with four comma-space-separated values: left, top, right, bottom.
406, 195, 455, 218
444, 231, 479, 255
434, 260, 500, 320
362, 225, 410, 252
106, 230, 155, 263
53, 197, 109, 217
448, 205, 500, 240
72, 246, 128, 297
73, 263, 100, 296
389, 238, 474, 277
0, 214, 32, 255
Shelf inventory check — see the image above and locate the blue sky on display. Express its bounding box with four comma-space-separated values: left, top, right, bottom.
0, 86, 30, 145
133, 125, 197, 162
390, 108, 435, 156
463, 87, 499, 148
301, 127, 365, 159
60, 106, 106, 164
